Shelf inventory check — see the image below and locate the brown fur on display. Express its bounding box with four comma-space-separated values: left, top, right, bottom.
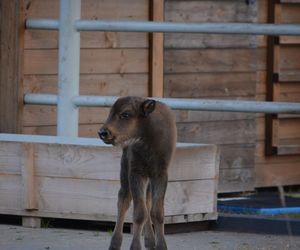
98, 96, 177, 250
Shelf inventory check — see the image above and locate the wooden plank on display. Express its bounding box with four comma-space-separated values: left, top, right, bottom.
0, 175, 215, 222
255, 141, 300, 164
177, 119, 256, 145
0, 141, 218, 182
23, 106, 110, 126
165, 0, 261, 49
165, 34, 264, 49
24, 0, 149, 20
0, 0, 24, 133
219, 168, 255, 193
255, 161, 300, 187
280, 47, 300, 71
149, 0, 164, 97
164, 73, 257, 98
278, 119, 300, 140
0, 175, 22, 210
22, 217, 41, 228
218, 144, 255, 170
0, 142, 22, 174
165, 0, 258, 23
24, 74, 148, 95
37, 177, 215, 218
21, 143, 37, 210
175, 110, 254, 123
24, 49, 148, 75
280, 36, 300, 45
281, 4, 300, 23
256, 117, 300, 142
164, 49, 266, 73
279, 72, 300, 82
25, 31, 148, 49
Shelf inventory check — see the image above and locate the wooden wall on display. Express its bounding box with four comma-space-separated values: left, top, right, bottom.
163, 0, 264, 193
19, 0, 300, 192
23, 0, 149, 136
255, 1, 300, 187
0, 0, 24, 133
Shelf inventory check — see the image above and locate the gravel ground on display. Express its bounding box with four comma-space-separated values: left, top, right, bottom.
1, 224, 300, 250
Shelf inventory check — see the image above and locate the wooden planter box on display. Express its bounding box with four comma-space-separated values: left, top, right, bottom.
0, 134, 219, 227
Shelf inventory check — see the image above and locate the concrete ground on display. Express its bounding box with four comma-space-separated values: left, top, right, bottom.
1, 224, 300, 250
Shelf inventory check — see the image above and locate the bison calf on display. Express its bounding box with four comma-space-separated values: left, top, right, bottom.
98, 96, 177, 250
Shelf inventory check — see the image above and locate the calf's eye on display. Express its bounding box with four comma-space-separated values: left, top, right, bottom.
119, 112, 131, 120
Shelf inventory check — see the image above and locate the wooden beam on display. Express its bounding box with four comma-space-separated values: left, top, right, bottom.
149, 0, 164, 97
0, 0, 24, 133
22, 143, 38, 210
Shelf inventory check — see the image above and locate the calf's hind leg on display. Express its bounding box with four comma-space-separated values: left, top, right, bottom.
144, 183, 155, 249
151, 175, 168, 250
129, 173, 148, 250
109, 155, 132, 250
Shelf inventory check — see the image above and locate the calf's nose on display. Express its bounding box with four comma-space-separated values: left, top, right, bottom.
98, 128, 109, 140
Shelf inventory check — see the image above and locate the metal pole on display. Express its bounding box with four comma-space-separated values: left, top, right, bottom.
23, 93, 300, 114
26, 19, 300, 36
57, 0, 81, 137
26, 19, 59, 30
75, 21, 300, 36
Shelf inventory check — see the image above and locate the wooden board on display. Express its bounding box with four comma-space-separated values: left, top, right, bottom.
165, 0, 258, 23
25, 31, 148, 49
149, 0, 164, 97
0, 0, 24, 133
24, 49, 149, 75
177, 119, 255, 145
0, 141, 218, 182
164, 73, 257, 98
24, 74, 148, 96
0, 137, 219, 223
164, 49, 266, 73
24, 0, 149, 20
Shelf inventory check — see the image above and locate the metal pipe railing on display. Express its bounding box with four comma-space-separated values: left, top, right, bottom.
26, 19, 300, 36
57, 0, 81, 137
24, 93, 300, 114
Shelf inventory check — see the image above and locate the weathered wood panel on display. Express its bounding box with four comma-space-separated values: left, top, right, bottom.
165, 0, 261, 49
164, 73, 257, 98
24, 74, 148, 95
24, 49, 148, 75
165, 49, 266, 73
24, 0, 149, 19
25, 31, 148, 49
0, 0, 24, 133
0, 137, 218, 223
177, 120, 255, 145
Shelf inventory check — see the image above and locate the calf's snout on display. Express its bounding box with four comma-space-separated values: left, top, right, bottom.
98, 127, 109, 140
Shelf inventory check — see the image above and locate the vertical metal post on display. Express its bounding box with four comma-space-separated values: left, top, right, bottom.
57, 0, 81, 137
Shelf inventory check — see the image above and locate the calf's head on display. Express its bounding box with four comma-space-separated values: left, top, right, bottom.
98, 96, 156, 147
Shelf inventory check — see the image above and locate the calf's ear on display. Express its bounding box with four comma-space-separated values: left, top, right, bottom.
140, 99, 156, 117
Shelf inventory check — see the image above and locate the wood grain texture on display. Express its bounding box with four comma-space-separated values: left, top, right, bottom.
0, 175, 216, 222
164, 73, 257, 98
24, 74, 148, 95
24, 0, 149, 20
0, 0, 24, 133
164, 49, 266, 73
25, 31, 148, 49
24, 49, 149, 75
149, 0, 164, 97
0, 141, 218, 182
0, 140, 218, 222
177, 119, 256, 145
21, 143, 37, 210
